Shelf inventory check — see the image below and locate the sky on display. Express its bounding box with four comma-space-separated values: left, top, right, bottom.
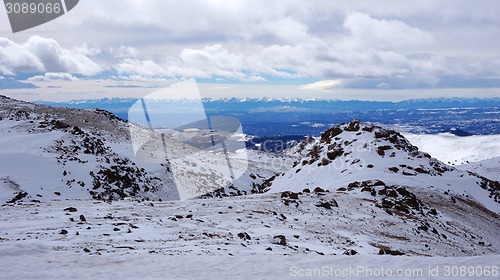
0, 0, 499, 101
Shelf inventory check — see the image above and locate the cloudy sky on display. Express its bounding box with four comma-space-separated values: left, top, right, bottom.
0, 0, 499, 101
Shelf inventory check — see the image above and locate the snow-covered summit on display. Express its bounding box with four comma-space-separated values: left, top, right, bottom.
267, 119, 500, 213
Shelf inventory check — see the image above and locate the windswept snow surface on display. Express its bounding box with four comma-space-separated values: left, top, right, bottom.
403, 133, 500, 165
0, 197, 499, 279
458, 157, 500, 182
1, 254, 498, 279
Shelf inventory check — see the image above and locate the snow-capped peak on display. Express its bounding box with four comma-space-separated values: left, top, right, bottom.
267, 119, 500, 213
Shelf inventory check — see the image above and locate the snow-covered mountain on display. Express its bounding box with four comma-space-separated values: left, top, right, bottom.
0, 95, 279, 202
1, 96, 499, 258
265, 120, 499, 213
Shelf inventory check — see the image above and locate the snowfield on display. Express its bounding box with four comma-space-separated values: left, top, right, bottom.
1, 196, 499, 279
1, 253, 498, 279
403, 133, 500, 165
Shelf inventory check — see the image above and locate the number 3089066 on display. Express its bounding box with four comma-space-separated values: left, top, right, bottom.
5, 2, 62, 14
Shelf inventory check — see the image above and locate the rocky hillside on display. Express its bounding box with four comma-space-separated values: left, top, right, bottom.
0, 95, 280, 203
263, 120, 499, 213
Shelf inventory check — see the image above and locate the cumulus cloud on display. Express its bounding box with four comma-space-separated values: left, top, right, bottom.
0, 37, 44, 75
0, 36, 102, 76
115, 58, 168, 77
27, 72, 79, 82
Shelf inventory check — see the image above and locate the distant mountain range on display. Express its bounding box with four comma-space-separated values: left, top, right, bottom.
37, 97, 500, 112
36, 97, 500, 136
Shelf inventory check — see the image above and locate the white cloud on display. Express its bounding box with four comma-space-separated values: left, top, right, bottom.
24, 36, 102, 76
115, 58, 168, 77
299, 80, 343, 91
0, 36, 102, 76
110, 46, 138, 59
376, 82, 391, 88
27, 73, 79, 82
343, 12, 433, 51
0, 37, 44, 75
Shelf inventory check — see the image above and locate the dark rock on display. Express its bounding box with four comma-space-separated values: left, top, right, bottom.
6, 192, 28, 204
316, 199, 338, 209
386, 189, 398, 198
313, 187, 326, 193
347, 181, 360, 190
374, 130, 390, 138
60, 229, 68, 235
79, 214, 86, 222
362, 125, 374, 132
238, 232, 251, 240
373, 180, 386, 186
321, 127, 343, 142
414, 167, 428, 174
289, 192, 299, 200
388, 167, 399, 173
326, 148, 343, 160
345, 120, 360, 131
274, 235, 287, 246
343, 249, 358, 255
64, 207, 78, 212
379, 249, 404, 256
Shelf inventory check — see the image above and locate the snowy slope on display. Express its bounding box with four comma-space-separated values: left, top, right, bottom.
458, 157, 500, 182
268, 120, 500, 213
1, 193, 499, 258
0, 95, 273, 203
403, 132, 500, 165
1, 254, 498, 280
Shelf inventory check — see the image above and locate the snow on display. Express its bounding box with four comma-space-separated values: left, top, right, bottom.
0, 197, 499, 279
1, 253, 498, 279
458, 157, 500, 181
403, 133, 500, 165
